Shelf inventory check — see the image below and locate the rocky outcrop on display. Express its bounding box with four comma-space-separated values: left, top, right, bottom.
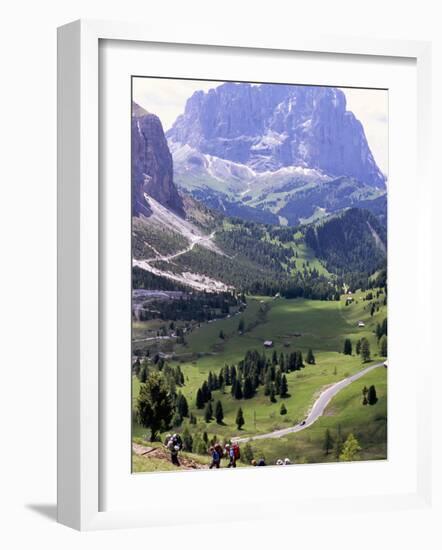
132, 102, 184, 217
167, 83, 385, 188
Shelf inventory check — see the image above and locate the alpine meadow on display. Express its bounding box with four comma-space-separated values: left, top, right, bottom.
131, 79, 388, 473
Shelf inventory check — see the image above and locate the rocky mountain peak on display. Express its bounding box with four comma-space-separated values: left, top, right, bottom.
167, 83, 385, 188
132, 101, 184, 217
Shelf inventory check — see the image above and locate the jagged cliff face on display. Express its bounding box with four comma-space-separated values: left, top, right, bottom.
132, 102, 184, 217
167, 83, 385, 188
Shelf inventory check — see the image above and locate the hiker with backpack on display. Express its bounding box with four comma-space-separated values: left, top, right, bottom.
165, 433, 182, 466
226, 442, 240, 468
214, 442, 224, 462
209, 446, 221, 469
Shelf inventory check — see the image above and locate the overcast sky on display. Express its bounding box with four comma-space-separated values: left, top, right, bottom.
133, 78, 388, 175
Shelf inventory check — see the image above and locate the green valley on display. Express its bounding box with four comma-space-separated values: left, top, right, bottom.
132, 288, 387, 471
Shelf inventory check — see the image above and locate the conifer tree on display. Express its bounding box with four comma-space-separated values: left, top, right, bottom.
343, 338, 352, 355
243, 376, 254, 399
306, 348, 315, 364
323, 428, 334, 455
182, 425, 193, 452
215, 400, 224, 424
219, 372, 225, 394
136, 371, 173, 441
236, 407, 245, 430
367, 385, 378, 405
234, 379, 243, 400
243, 442, 254, 463
196, 388, 205, 409
288, 352, 297, 371
280, 403, 287, 415
279, 374, 289, 398
204, 401, 213, 422
360, 338, 371, 363
231, 365, 237, 386
275, 368, 282, 394
296, 351, 304, 370
176, 393, 189, 418
339, 433, 361, 461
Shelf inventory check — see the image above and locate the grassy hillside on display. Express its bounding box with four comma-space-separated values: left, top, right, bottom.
249, 366, 387, 465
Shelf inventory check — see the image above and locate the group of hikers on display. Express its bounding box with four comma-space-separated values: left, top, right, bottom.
164, 433, 290, 468
208, 441, 242, 469
164, 434, 245, 468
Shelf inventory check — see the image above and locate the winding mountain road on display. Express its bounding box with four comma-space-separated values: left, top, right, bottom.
144, 231, 217, 264
232, 362, 384, 444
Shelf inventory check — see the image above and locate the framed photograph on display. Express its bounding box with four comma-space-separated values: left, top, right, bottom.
57, 20, 432, 530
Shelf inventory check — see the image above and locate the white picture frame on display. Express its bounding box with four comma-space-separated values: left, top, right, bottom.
57, 19, 433, 531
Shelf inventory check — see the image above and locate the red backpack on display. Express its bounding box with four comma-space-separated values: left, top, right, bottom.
232, 443, 240, 460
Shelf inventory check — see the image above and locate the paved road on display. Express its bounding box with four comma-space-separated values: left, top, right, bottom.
232, 362, 384, 444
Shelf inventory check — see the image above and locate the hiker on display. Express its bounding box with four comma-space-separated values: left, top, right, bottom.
209, 446, 221, 469
227, 442, 240, 468
165, 433, 182, 466
283, 458, 291, 465
214, 442, 224, 461
257, 458, 266, 466
276, 458, 284, 466
251, 459, 257, 466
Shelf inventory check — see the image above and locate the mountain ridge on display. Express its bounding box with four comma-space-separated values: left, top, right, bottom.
167, 83, 385, 187
132, 101, 184, 217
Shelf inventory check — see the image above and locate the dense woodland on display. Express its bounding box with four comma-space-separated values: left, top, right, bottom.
137, 292, 242, 322
304, 208, 387, 276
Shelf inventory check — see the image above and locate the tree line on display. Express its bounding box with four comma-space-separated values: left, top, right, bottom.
137, 292, 241, 323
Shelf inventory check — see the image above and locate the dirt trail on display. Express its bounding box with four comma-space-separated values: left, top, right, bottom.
132, 443, 206, 470
145, 231, 217, 264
